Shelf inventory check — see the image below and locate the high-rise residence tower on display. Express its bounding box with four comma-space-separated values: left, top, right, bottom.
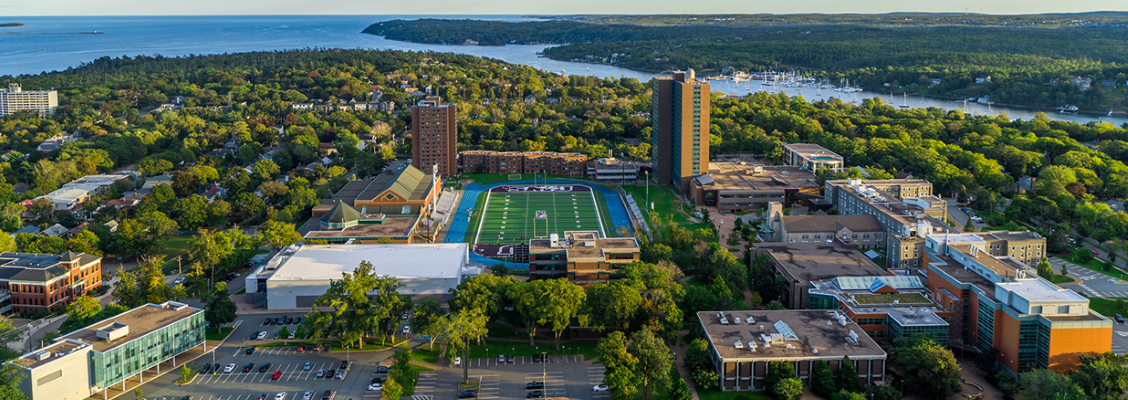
651, 70, 709, 193
411, 96, 457, 177
0, 84, 57, 117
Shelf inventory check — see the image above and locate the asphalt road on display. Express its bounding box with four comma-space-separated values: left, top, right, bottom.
1048, 257, 1128, 297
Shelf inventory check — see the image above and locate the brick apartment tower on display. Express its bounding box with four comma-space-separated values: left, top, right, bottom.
411, 96, 457, 176
651, 70, 709, 193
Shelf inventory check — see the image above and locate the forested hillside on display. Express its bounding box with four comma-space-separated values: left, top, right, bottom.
368, 18, 1128, 111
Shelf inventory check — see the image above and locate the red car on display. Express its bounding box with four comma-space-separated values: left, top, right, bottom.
271, 371, 282, 380
1092, 248, 1101, 256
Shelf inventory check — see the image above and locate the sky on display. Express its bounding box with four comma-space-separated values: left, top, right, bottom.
1, 0, 1126, 16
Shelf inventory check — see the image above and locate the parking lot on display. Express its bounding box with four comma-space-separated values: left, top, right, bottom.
132, 312, 607, 400
420, 354, 608, 400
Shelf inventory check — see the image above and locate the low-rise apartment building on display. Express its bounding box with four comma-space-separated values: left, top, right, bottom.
697, 310, 886, 392
924, 234, 1111, 373
37, 174, 130, 211
12, 301, 205, 400
688, 162, 819, 211
458, 151, 588, 176
0, 251, 103, 315
527, 231, 640, 285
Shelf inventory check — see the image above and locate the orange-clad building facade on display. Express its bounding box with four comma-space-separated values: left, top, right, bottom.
923, 235, 1112, 374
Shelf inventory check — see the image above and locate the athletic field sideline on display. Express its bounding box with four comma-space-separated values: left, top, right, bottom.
473, 184, 606, 244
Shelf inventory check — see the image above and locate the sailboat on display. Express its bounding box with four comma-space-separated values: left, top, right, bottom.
900, 93, 909, 108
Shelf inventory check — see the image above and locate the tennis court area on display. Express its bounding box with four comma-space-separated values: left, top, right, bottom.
473, 184, 607, 244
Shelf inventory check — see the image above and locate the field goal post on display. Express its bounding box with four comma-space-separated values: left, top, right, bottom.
508, 173, 522, 181
534, 210, 548, 238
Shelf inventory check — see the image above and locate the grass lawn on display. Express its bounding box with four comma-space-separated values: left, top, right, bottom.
234, 288, 246, 295
620, 184, 697, 226
1062, 255, 1128, 282
205, 327, 235, 342
161, 235, 193, 259
1050, 274, 1076, 284
459, 380, 481, 390
1088, 297, 1128, 318
411, 346, 441, 364
467, 339, 600, 361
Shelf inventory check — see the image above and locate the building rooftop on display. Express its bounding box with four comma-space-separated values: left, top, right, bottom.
260, 244, 468, 282
757, 242, 886, 286
697, 310, 886, 361
302, 216, 418, 239
885, 306, 950, 327
528, 231, 639, 260
782, 143, 843, 162
927, 252, 998, 298
696, 163, 818, 191
780, 215, 883, 233
61, 301, 201, 352
16, 339, 90, 369
948, 244, 1027, 279
980, 231, 1043, 242
0, 252, 100, 282
996, 278, 1087, 303
334, 165, 435, 204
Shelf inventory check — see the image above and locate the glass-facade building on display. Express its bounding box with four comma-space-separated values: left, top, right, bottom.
90, 311, 204, 389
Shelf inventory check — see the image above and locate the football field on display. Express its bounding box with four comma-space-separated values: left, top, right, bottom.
473, 184, 607, 244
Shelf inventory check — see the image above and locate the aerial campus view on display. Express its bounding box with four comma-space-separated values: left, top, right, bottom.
7, 2, 1128, 400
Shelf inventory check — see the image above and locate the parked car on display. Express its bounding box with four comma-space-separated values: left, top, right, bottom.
213, 363, 221, 372
262, 318, 272, 326
371, 377, 385, 384
250, 331, 260, 340
255, 394, 266, 400
288, 332, 295, 340
320, 390, 334, 400
457, 390, 478, 399
526, 381, 544, 390
453, 357, 461, 367
316, 369, 325, 378
334, 369, 346, 379
506, 354, 514, 363
259, 363, 272, 373
200, 363, 213, 374
1092, 248, 1101, 256
532, 354, 542, 363
272, 371, 282, 380
375, 366, 390, 374
301, 391, 314, 400
297, 345, 304, 352
303, 362, 313, 371
593, 384, 609, 392
339, 361, 349, 370
1117, 314, 1125, 324
367, 383, 383, 391
497, 355, 506, 363
224, 363, 236, 373
526, 391, 544, 399
296, 317, 303, 324
274, 393, 285, 400
245, 346, 256, 355
242, 363, 254, 373
256, 331, 268, 340
325, 369, 336, 379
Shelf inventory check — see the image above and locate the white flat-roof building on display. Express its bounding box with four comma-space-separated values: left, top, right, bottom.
246, 243, 476, 310
0, 83, 58, 117
37, 174, 129, 210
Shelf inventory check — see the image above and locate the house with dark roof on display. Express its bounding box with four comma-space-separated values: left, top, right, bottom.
0, 251, 102, 314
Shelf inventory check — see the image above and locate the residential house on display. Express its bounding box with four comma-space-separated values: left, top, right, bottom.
976, 76, 992, 84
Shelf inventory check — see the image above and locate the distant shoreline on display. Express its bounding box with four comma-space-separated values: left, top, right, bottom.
0, 23, 25, 28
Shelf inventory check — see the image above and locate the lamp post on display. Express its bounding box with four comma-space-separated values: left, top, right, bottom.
346, 346, 350, 370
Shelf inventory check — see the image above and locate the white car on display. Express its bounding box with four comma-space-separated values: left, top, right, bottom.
224, 363, 236, 373
274, 393, 286, 400
453, 357, 461, 366
593, 384, 609, 392
256, 331, 268, 340
302, 391, 314, 400
367, 383, 383, 391
401, 326, 410, 335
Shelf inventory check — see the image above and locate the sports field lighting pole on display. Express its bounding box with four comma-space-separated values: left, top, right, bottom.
645, 170, 649, 210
